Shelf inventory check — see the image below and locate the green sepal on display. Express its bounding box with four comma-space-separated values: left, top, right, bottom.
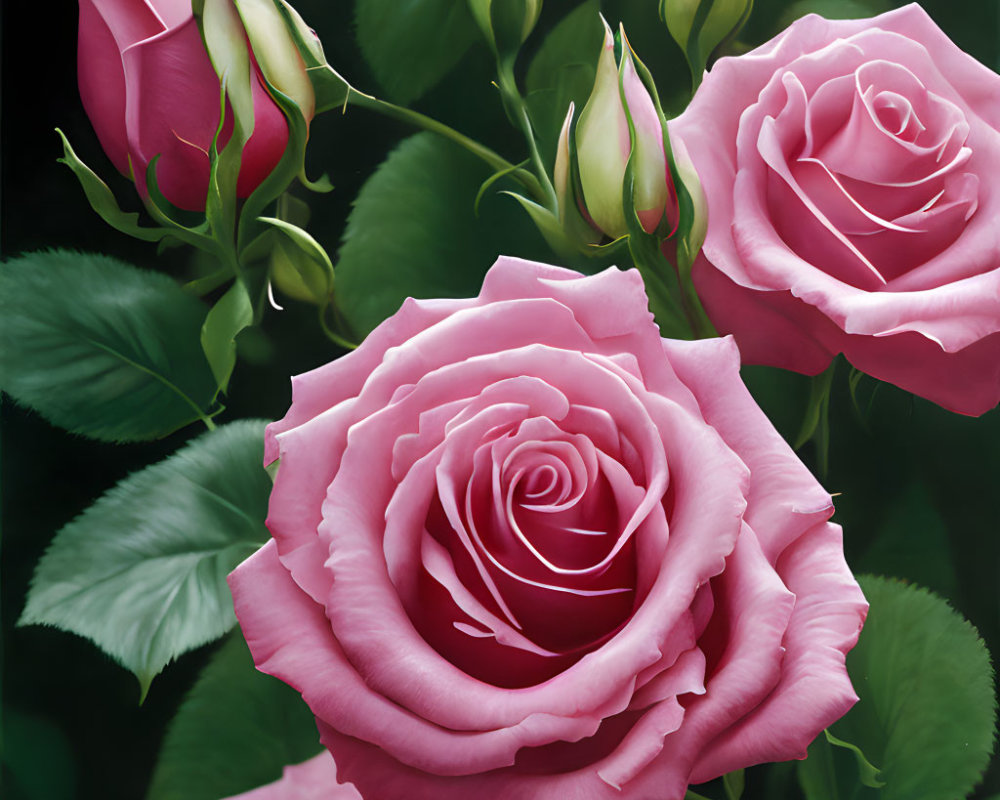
201, 279, 254, 394
18, 421, 272, 700
236, 82, 310, 261
557, 105, 604, 251
501, 191, 580, 262
824, 730, 885, 789
297, 168, 334, 193
204, 80, 243, 258
475, 159, 530, 216
141, 156, 218, 252
55, 129, 169, 243
798, 727, 879, 800
272, 0, 359, 114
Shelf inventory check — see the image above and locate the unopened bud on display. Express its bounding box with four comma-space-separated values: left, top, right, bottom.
573, 18, 676, 240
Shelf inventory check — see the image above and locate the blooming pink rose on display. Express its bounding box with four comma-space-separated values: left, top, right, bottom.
228, 257, 866, 799
670, 4, 1000, 416
78, 0, 296, 211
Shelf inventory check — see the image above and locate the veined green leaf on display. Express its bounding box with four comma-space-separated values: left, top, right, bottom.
0, 250, 218, 441
831, 575, 996, 800
334, 133, 545, 337
355, 0, 479, 104
18, 421, 272, 699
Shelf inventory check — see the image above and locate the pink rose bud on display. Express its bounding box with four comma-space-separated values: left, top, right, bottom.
575, 19, 676, 239
77, 0, 314, 212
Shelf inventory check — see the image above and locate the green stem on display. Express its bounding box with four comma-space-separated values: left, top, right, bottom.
347, 93, 545, 201
318, 306, 358, 351
678, 274, 716, 339
496, 61, 558, 211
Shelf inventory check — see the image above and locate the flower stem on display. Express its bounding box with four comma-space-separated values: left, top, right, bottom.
347, 92, 545, 201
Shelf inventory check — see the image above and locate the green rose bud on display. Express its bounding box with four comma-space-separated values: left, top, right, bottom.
573, 18, 676, 240
662, 0, 753, 85
469, 0, 543, 55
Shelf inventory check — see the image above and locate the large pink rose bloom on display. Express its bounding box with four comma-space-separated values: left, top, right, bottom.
228, 257, 866, 800
78, 0, 291, 211
670, 4, 1000, 416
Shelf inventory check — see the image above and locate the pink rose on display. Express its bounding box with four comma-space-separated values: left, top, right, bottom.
228, 257, 866, 799
78, 0, 305, 211
669, 4, 1000, 416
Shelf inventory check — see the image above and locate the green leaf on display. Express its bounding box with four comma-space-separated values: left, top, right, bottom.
355, 0, 480, 105
18, 420, 272, 699
722, 769, 744, 800
524, 0, 603, 166
55, 129, 169, 243
201, 279, 254, 394
0, 250, 218, 441
147, 633, 322, 800
334, 133, 545, 337
831, 575, 996, 800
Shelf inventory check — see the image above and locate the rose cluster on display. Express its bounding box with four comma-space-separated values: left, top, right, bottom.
229, 258, 866, 799
671, 4, 1000, 415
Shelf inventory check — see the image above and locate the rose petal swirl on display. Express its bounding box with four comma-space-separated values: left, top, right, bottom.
229, 258, 866, 799
670, 4, 1000, 415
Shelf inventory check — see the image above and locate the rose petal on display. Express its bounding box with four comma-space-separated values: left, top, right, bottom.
222, 752, 360, 800
690, 522, 866, 779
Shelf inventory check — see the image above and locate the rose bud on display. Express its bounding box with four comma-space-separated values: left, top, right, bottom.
669, 4, 1000, 415
226, 257, 866, 800
662, 0, 752, 79
573, 19, 676, 240
469, 0, 543, 55
77, 0, 314, 211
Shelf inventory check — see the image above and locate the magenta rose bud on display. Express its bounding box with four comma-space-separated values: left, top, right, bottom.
77, 0, 308, 211
670, 3, 1000, 416
228, 257, 866, 800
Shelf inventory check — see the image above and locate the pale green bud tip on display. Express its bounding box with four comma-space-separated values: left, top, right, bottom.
619, 27, 669, 234
235, 0, 315, 120
554, 102, 575, 223
575, 15, 630, 239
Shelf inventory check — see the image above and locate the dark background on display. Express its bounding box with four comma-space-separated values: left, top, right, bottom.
2, 1, 999, 798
